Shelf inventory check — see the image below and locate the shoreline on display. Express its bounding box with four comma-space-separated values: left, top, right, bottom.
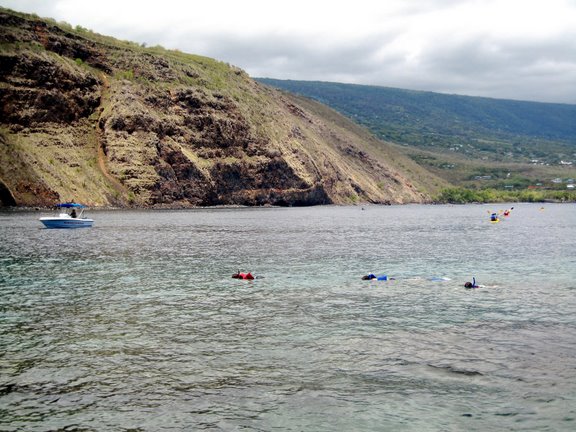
1, 200, 572, 213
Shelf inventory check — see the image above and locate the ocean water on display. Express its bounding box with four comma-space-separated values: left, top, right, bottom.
0, 203, 575, 431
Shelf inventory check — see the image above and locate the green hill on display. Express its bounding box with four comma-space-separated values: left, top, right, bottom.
256, 78, 576, 191
0, 8, 445, 207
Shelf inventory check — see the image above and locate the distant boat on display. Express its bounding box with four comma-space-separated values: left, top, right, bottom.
40, 203, 94, 229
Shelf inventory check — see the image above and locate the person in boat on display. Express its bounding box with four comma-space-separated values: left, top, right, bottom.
490, 213, 499, 222
464, 277, 479, 288
70, 208, 77, 218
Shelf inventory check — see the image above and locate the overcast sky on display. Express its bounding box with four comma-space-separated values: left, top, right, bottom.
2, 0, 576, 104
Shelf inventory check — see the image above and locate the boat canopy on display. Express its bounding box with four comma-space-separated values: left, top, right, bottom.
55, 202, 86, 208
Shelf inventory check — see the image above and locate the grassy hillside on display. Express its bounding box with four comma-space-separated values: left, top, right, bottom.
0, 8, 445, 207
256, 79, 576, 191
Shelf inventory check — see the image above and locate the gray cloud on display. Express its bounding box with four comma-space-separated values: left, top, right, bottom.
195, 28, 576, 103
2, 0, 576, 103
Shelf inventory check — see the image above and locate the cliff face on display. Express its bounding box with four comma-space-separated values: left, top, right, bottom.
0, 9, 442, 207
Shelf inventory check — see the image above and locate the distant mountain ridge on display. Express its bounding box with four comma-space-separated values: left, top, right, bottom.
256, 78, 576, 189
256, 79, 576, 155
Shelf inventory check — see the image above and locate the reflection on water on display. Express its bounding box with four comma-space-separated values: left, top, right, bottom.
1, 204, 575, 431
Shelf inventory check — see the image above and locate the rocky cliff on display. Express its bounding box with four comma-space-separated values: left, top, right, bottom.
0, 8, 444, 207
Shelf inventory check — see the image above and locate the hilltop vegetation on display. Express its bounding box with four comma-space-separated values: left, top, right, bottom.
256, 79, 576, 193
0, 8, 445, 207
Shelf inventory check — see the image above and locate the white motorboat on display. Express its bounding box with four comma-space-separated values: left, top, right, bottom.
40, 203, 94, 229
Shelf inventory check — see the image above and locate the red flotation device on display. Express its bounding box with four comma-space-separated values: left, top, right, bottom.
232, 272, 254, 280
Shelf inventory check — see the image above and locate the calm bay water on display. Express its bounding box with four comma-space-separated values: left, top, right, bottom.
1, 203, 575, 431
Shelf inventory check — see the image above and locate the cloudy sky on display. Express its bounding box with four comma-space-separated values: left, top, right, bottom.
2, 0, 576, 104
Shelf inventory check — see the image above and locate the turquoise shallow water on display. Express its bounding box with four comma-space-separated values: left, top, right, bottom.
1, 203, 575, 431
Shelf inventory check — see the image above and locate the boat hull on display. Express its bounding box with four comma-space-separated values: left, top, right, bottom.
40, 217, 94, 229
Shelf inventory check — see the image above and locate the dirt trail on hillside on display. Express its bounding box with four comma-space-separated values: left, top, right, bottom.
96, 73, 128, 203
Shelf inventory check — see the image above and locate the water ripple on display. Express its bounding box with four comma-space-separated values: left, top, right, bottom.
1, 204, 575, 431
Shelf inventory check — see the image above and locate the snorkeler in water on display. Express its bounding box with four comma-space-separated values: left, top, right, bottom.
464, 277, 479, 288
362, 273, 395, 281
232, 270, 255, 280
